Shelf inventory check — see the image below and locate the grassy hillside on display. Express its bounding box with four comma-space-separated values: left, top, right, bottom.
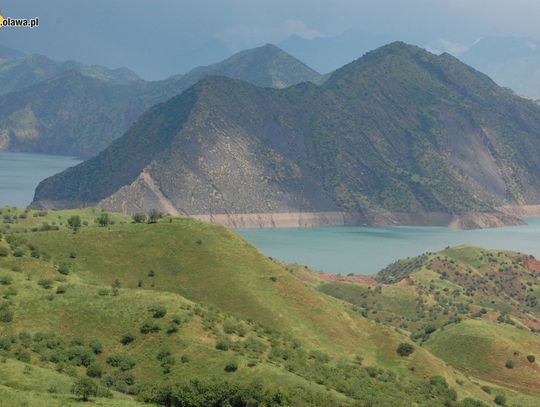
309, 245, 540, 405
0, 207, 516, 406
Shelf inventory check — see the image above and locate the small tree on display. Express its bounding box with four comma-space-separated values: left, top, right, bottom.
95, 213, 111, 227
111, 279, 121, 296
132, 213, 146, 223
396, 343, 415, 357
527, 354, 535, 363
147, 209, 161, 224
71, 376, 98, 401
505, 359, 515, 369
67, 215, 81, 231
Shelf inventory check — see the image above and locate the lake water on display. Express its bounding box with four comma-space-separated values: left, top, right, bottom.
3, 150, 540, 277
0, 151, 81, 208
238, 218, 540, 275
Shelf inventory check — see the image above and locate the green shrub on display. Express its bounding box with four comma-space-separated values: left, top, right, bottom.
86, 362, 103, 378
106, 353, 136, 371
224, 361, 238, 372
140, 320, 160, 334
95, 213, 112, 227
396, 343, 414, 357
527, 354, 535, 363
216, 336, 231, 351
121, 332, 135, 345
150, 306, 167, 319
67, 215, 81, 230
0, 275, 12, 285
505, 359, 514, 369
0, 307, 13, 322
57, 264, 70, 275
0, 247, 8, 257
89, 340, 103, 355
147, 209, 162, 224
132, 214, 146, 223
37, 278, 54, 289
67, 346, 95, 367
494, 394, 506, 406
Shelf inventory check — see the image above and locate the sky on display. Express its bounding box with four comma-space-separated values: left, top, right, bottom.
1, 0, 540, 79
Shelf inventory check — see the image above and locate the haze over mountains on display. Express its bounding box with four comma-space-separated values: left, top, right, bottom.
461, 36, 540, 100
0, 44, 321, 158
32, 42, 540, 228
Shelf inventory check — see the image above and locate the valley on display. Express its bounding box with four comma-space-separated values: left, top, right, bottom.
2, 7, 540, 405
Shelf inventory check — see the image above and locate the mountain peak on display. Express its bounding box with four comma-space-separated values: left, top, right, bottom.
179, 43, 321, 89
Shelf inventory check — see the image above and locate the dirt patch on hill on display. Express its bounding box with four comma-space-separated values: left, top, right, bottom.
524, 257, 540, 273
317, 272, 381, 285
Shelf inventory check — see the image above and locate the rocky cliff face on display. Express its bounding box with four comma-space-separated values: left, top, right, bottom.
32, 43, 540, 228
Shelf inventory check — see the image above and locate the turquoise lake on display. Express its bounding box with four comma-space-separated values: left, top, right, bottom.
2, 150, 540, 277
238, 218, 540, 275
0, 151, 81, 208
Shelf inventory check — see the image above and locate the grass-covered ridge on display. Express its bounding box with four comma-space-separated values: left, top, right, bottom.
310, 245, 540, 405
0, 207, 538, 405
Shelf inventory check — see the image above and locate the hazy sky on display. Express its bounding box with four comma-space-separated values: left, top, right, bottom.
1, 0, 539, 78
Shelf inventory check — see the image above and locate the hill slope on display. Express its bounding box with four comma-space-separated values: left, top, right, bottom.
298, 245, 540, 404
167, 43, 322, 90
0, 45, 320, 158
33, 42, 540, 227
0, 208, 504, 406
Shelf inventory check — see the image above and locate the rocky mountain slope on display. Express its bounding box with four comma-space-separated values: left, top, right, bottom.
0, 45, 321, 158
32, 42, 540, 226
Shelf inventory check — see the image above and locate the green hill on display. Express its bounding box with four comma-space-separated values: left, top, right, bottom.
33, 42, 540, 226
314, 245, 540, 402
0, 45, 320, 158
1, 207, 528, 406
0, 54, 140, 95
171, 43, 322, 89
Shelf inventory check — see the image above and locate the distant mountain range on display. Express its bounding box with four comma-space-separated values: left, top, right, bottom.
280, 33, 540, 100
0, 44, 322, 158
0, 53, 141, 95
460, 36, 540, 99
32, 42, 540, 227
0, 44, 25, 61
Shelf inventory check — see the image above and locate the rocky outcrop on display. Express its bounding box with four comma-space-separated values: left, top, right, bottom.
497, 205, 540, 217
447, 211, 525, 230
